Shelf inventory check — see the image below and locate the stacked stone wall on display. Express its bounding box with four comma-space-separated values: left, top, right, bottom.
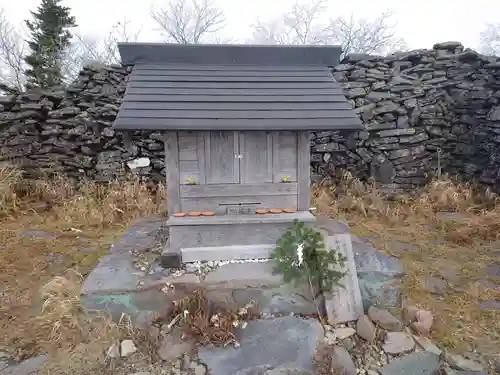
1, 41, 500, 187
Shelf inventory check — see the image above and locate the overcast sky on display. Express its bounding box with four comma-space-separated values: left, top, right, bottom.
0, 0, 498, 51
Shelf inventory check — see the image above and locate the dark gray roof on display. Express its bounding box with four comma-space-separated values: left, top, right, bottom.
118, 43, 342, 66
113, 44, 364, 132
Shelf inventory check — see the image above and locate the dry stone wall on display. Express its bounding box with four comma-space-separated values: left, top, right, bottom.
1, 41, 500, 187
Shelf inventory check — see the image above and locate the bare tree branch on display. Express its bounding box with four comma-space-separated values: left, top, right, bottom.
479, 23, 500, 56
68, 17, 142, 81
327, 11, 407, 55
250, 0, 406, 56
151, 0, 226, 44
252, 0, 329, 45
0, 8, 26, 92
73, 17, 142, 64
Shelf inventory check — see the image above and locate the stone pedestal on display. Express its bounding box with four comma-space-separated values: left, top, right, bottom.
162, 211, 316, 265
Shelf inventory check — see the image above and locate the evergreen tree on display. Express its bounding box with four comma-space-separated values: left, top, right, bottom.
24, 0, 76, 88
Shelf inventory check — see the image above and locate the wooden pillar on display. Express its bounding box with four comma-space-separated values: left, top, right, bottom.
297, 131, 311, 211
163, 131, 180, 215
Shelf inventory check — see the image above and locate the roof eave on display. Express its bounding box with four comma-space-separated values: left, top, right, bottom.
112, 121, 365, 132
118, 43, 342, 67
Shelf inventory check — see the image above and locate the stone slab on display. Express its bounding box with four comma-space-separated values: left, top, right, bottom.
202, 262, 319, 315
351, 235, 405, 310
379, 352, 441, 375
80, 217, 176, 320
322, 232, 363, 324
1, 355, 48, 375
198, 317, 323, 375
81, 216, 165, 295
315, 215, 351, 234
314, 215, 405, 311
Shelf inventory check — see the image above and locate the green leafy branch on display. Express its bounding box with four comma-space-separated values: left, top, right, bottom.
270, 220, 347, 292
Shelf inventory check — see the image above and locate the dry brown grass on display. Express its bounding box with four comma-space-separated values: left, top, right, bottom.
313, 172, 500, 359
0, 166, 165, 369
31, 270, 150, 375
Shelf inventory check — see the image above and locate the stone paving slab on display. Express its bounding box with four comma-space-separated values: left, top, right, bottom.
1, 355, 48, 375
198, 317, 323, 375
315, 215, 405, 311
80, 217, 173, 320
379, 352, 441, 375
202, 262, 318, 315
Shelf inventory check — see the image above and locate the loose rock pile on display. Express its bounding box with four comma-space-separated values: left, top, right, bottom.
1, 42, 500, 187
318, 305, 489, 375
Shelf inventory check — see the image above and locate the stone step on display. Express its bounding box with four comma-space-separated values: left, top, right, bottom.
179, 244, 274, 263
168, 211, 315, 252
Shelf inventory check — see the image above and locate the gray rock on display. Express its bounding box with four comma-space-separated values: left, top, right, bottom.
367, 306, 403, 331
265, 369, 315, 375
1, 355, 48, 375
382, 331, 415, 354
479, 300, 500, 310
379, 352, 440, 375
438, 369, 487, 375
20, 230, 56, 239
134, 310, 159, 329
387, 241, 418, 252
494, 359, 500, 373
193, 364, 207, 375
198, 317, 323, 375
351, 237, 405, 310
340, 337, 356, 351
486, 264, 500, 278
372, 159, 397, 183
333, 327, 356, 340
445, 354, 484, 372
421, 277, 448, 295
157, 329, 193, 362
412, 335, 442, 355
330, 346, 357, 375
80, 217, 173, 320
356, 315, 376, 342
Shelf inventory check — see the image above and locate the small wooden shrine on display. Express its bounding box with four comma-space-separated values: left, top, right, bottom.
113, 43, 363, 267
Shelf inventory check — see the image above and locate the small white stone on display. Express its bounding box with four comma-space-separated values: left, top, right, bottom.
325, 330, 337, 345
194, 364, 207, 375
120, 339, 137, 357
127, 157, 150, 169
